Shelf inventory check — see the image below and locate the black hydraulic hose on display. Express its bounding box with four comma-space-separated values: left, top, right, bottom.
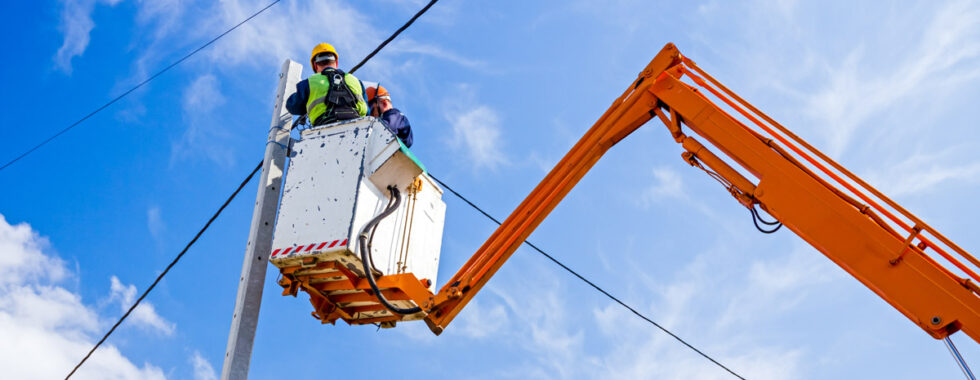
359, 185, 423, 315
750, 207, 782, 234
366, 193, 396, 273
753, 206, 780, 225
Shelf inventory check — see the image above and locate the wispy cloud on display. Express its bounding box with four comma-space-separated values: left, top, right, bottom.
54, 0, 96, 74
388, 38, 489, 71
639, 166, 685, 206
866, 146, 980, 197
134, 0, 186, 40
54, 0, 123, 74
452, 298, 509, 339
442, 85, 509, 171
715, 245, 839, 329
108, 276, 176, 336
190, 351, 218, 380
587, 248, 814, 380
172, 74, 234, 167
147, 205, 165, 243
446, 105, 508, 170
0, 214, 165, 379
489, 282, 593, 379
203, 0, 374, 71
803, 1, 980, 156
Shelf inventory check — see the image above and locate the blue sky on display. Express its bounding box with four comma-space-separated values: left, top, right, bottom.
2, 0, 980, 379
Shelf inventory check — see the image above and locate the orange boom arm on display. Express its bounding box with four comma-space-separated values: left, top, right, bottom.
422, 43, 980, 343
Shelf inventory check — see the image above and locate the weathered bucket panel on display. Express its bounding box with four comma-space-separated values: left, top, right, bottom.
270, 117, 446, 325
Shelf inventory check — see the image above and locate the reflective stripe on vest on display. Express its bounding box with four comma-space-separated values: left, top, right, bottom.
306, 74, 331, 124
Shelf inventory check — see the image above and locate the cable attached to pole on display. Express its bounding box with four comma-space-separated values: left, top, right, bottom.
428, 174, 747, 380
64, 160, 263, 380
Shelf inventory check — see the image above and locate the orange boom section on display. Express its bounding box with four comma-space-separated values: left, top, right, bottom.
423, 43, 980, 342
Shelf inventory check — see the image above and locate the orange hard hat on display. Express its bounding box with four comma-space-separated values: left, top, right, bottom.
366, 85, 390, 102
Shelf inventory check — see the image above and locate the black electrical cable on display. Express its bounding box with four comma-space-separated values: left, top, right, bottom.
359, 186, 423, 315
0, 0, 281, 173
428, 174, 747, 380
65, 0, 438, 375
348, 0, 438, 74
366, 191, 397, 273
64, 160, 263, 380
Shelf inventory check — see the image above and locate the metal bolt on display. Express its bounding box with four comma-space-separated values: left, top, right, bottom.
931, 316, 942, 325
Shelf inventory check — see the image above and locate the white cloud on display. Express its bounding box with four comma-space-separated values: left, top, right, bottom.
489, 283, 593, 379
135, 0, 186, 40
715, 245, 839, 329
108, 276, 176, 336
446, 105, 508, 170
640, 166, 684, 206
190, 351, 218, 380
388, 38, 489, 70
451, 298, 509, 339
147, 205, 165, 242
0, 215, 63, 287
54, 0, 123, 74
204, 0, 375, 71
867, 147, 980, 197
83, 0, 482, 172
0, 214, 165, 379
585, 250, 814, 380
803, 1, 980, 156
435, 233, 837, 379
172, 74, 235, 167
54, 0, 96, 74
439, 86, 510, 172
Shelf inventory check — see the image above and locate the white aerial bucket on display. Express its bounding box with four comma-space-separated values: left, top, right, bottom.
270, 117, 446, 324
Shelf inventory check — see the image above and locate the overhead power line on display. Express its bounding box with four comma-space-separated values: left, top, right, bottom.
64, 161, 263, 380
349, 0, 438, 73
0, 0, 281, 173
64, 1, 440, 378
428, 174, 747, 380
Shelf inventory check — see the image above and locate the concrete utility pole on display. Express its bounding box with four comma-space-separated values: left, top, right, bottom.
221, 59, 302, 380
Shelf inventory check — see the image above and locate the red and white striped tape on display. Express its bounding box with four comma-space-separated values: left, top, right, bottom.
271, 239, 348, 258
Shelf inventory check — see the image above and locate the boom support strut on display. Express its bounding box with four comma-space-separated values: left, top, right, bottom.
422, 43, 980, 343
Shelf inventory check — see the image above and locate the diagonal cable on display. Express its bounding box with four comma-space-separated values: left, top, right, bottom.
428, 174, 747, 380
64, 160, 263, 380
349, 0, 438, 73
0, 0, 281, 173
64, 1, 441, 377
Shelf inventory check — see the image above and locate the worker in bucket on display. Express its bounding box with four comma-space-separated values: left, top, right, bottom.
286, 43, 367, 125
367, 85, 414, 148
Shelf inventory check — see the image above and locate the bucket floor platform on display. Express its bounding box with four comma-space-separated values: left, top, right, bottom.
276, 252, 435, 326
